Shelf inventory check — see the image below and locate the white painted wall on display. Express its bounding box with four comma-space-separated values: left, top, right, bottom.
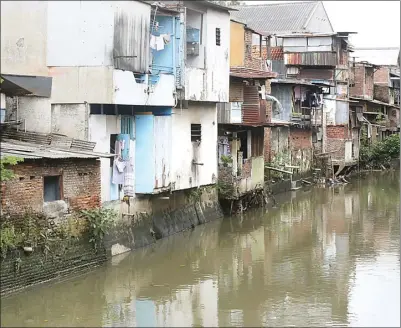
1, 1, 48, 76
113, 71, 175, 106
89, 115, 121, 202
185, 8, 230, 102
305, 2, 334, 34
171, 102, 217, 190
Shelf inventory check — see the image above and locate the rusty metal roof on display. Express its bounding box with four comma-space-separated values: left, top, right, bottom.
232, 1, 320, 35
230, 67, 277, 79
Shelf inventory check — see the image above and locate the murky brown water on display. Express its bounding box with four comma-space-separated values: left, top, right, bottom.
1, 172, 400, 327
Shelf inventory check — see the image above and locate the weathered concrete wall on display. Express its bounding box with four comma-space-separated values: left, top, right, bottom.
51, 104, 89, 140
1, 1, 49, 76
184, 6, 230, 102
1, 159, 101, 216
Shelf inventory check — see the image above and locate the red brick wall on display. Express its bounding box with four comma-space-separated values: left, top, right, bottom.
1, 158, 101, 216
290, 128, 312, 150
374, 66, 390, 85
349, 64, 374, 99
244, 29, 264, 70
326, 125, 348, 139
374, 84, 390, 103
252, 45, 284, 60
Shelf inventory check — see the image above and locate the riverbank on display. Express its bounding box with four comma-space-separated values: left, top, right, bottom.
2, 171, 399, 327
0, 189, 223, 296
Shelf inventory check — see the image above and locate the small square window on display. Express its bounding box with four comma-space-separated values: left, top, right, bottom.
215, 28, 221, 46
43, 175, 62, 202
191, 124, 202, 142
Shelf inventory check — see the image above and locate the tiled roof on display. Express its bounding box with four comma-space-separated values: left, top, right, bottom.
232, 1, 319, 35
230, 67, 277, 79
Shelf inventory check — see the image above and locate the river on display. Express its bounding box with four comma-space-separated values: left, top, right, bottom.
1, 171, 400, 327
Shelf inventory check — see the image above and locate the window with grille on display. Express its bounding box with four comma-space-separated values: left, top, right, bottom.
215, 28, 221, 46
191, 124, 202, 142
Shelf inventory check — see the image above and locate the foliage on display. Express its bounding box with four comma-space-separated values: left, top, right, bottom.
220, 154, 233, 166
0, 225, 23, 259
265, 151, 291, 181
80, 208, 117, 251
0, 156, 24, 182
187, 187, 203, 203
359, 133, 400, 168
216, 181, 235, 198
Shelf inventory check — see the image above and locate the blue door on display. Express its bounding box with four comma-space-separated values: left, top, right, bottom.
135, 115, 155, 193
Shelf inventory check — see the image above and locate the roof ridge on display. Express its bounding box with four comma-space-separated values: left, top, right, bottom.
233, 1, 318, 8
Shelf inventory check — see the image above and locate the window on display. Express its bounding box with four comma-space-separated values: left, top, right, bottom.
215, 28, 221, 46
43, 175, 62, 202
191, 124, 202, 142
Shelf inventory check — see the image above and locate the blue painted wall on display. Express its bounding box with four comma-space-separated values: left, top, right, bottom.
151, 15, 175, 75
135, 114, 155, 193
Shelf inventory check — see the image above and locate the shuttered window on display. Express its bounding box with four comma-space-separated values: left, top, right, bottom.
215, 28, 221, 46
191, 124, 202, 142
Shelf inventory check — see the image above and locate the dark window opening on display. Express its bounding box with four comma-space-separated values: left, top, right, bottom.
191, 124, 202, 142
215, 28, 221, 46
90, 104, 102, 115
103, 104, 116, 115
238, 131, 248, 159
110, 134, 118, 167
44, 175, 62, 202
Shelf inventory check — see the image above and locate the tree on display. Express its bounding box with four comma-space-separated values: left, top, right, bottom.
0, 156, 23, 182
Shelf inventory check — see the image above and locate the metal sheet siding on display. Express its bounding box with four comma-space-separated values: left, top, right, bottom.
114, 2, 150, 73
284, 52, 337, 67
154, 116, 172, 190
271, 84, 292, 121
242, 85, 261, 124
298, 68, 334, 81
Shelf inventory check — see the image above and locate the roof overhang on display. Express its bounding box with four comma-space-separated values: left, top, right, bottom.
0, 74, 52, 97
230, 67, 277, 79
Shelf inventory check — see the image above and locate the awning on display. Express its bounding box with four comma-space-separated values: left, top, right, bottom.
0, 74, 52, 97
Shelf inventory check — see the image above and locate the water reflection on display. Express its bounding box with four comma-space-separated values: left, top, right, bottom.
1, 172, 399, 327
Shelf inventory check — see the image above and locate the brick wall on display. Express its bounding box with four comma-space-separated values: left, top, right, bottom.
374, 84, 390, 103
374, 66, 390, 85
365, 68, 374, 99
326, 125, 348, 139
229, 79, 244, 102
252, 45, 284, 60
265, 79, 272, 123
1, 158, 101, 216
349, 65, 365, 98
244, 29, 264, 70
289, 128, 312, 150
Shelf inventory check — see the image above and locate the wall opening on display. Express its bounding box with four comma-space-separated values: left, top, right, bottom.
238, 131, 248, 159
43, 175, 62, 202
215, 28, 221, 46
191, 124, 202, 142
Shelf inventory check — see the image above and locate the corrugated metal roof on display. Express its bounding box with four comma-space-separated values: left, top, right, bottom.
232, 1, 318, 35
230, 67, 277, 79
352, 48, 400, 67
0, 139, 114, 160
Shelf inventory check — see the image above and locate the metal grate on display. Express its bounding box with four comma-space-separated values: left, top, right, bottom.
190, 124, 202, 142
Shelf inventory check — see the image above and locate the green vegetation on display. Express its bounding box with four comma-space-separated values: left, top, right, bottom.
359, 133, 400, 168
80, 208, 117, 251
220, 154, 233, 167
0, 156, 24, 182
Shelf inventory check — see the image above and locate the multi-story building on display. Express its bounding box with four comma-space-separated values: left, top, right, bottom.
1, 0, 231, 216
216, 17, 276, 209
